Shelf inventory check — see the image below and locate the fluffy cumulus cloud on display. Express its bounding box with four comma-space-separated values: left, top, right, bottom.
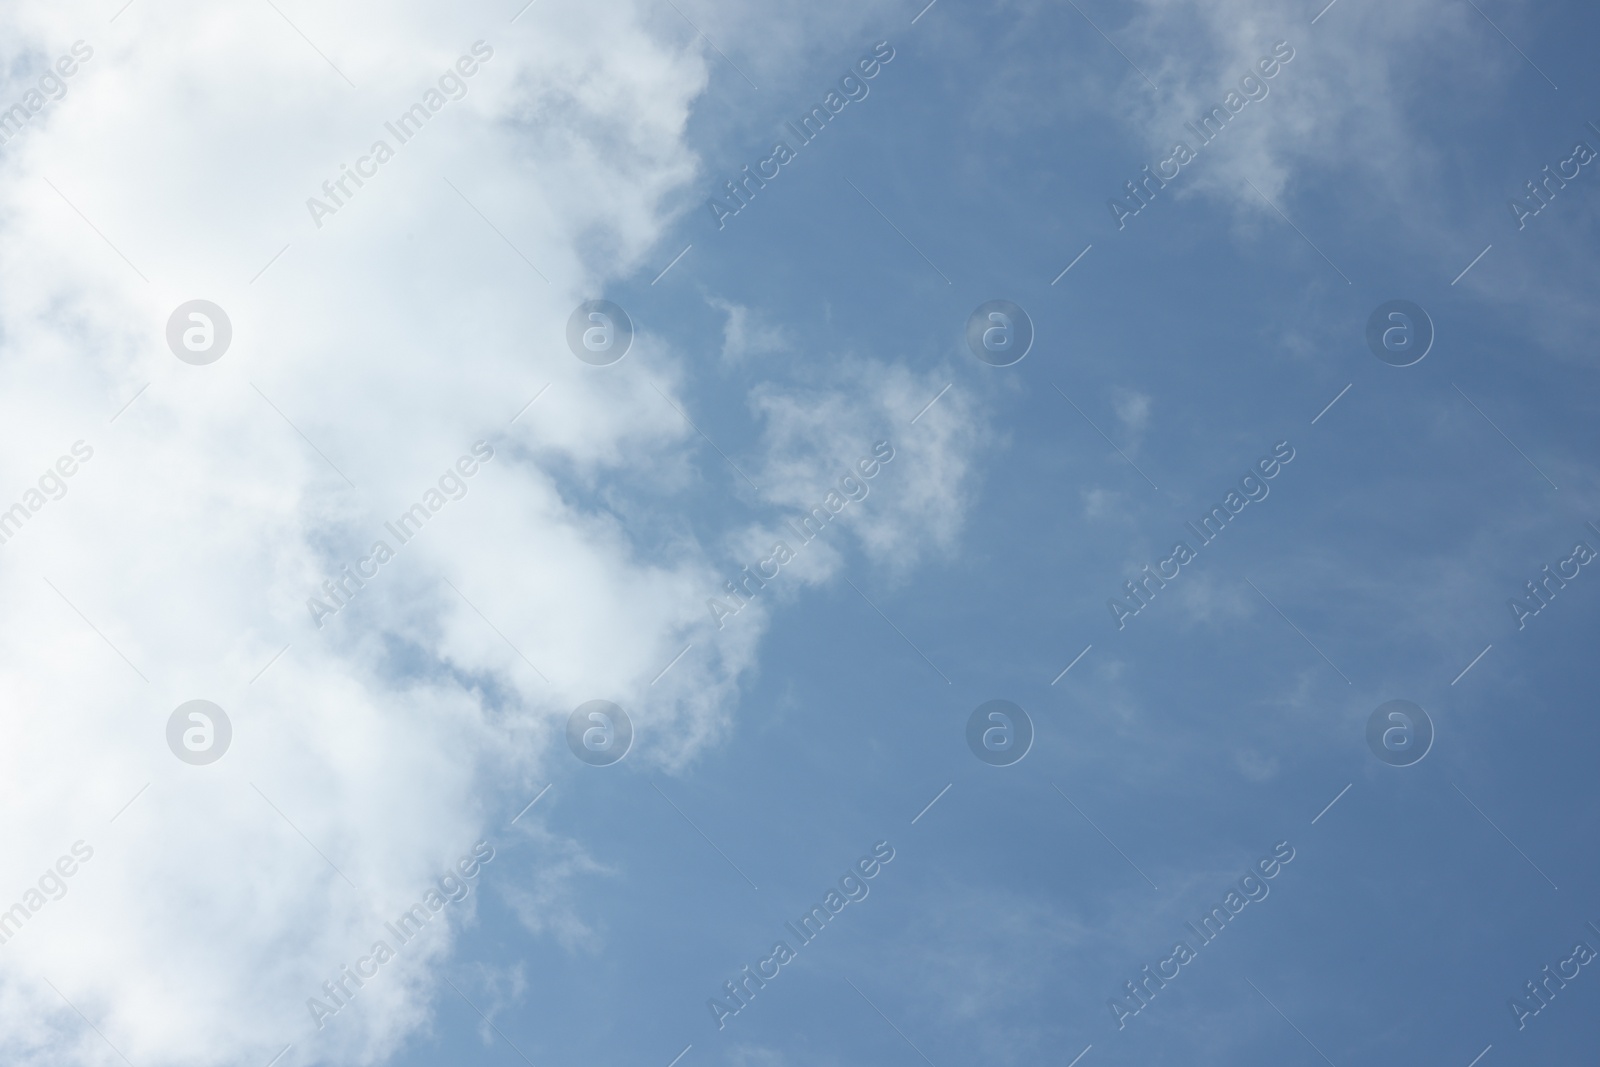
0, 1, 961, 1065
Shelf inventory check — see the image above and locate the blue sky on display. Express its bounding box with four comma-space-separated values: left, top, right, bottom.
1, 0, 1598, 1065
453, 3, 1600, 1065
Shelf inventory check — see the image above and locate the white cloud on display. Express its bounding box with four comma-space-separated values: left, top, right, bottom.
1082, 486, 1128, 521
1112, 388, 1151, 438
708, 296, 791, 362
747, 360, 989, 583
1114, 0, 1497, 210
1170, 570, 1255, 627
500, 823, 614, 954
1233, 748, 1280, 782
726, 1043, 798, 1067
0, 2, 928, 1065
